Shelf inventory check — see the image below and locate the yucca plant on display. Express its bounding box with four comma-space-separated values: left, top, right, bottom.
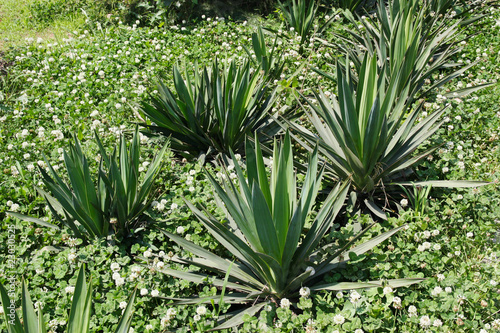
140, 59, 279, 160
244, 26, 285, 80
8, 128, 168, 241
155, 131, 423, 329
0, 266, 137, 333
290, 54, 488, 218
330, 0, 490, 103
278, 0, 318, 50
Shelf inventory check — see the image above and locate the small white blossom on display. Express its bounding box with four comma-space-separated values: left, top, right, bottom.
299, 286, 310, 298
196, 305, 207, 315
280, 298, 291, 309
333, 314, 345, 325
151, 289, 160, 297
419, 315, 431, 328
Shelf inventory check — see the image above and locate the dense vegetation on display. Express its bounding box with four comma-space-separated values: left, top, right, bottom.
0, 0, 499, 332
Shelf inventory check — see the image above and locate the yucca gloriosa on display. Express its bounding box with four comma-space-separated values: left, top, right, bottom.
333, 0, 490, 103
8, 128, 168, 241
290, 53, 487, 218
140, 59, 280, 160
0, 266, 136, 333
278, 0, 318, 51
154, 131, 422, 329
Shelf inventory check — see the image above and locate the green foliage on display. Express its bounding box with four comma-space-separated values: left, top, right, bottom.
278, 0, 318, 49
336, 0, 491, 103
156, 131, 422, 329
0, 266, 137, 333
140, 60, 279, 160
244, 27, 285, 80
8, 128, 168, 241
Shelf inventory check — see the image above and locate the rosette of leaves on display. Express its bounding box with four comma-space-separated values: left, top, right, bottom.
140, 59, 280, 160
289, 54, 489, 218
244, 27, 285, 80
155, 131, 423, 330
8, 128, 168, 241
278, 0, 318, 51
324, 0, 490, 103
0, 266, 136, 333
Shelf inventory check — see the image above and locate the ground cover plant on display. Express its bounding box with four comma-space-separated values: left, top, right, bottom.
0, 0, 499, 332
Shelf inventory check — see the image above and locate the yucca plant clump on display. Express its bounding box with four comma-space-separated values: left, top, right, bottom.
9, 128, 168, 241
140, 59, 279, 160
278, 0, 318, 51
290, 54, 487, 218
0, 266, 136, 333
333, 0, 490, 103
153, 131, 422, 329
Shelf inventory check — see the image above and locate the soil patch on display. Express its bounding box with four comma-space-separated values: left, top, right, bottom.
0, 51, 14, 76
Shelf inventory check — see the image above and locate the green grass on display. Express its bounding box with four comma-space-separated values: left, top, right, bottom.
0, 0, 85, 51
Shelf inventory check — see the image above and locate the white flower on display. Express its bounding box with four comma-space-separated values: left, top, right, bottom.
442, 167, 449, 173
431, 286, 442, 296
119, 301, 128, 309
193, 314, 201, 321
333, 314, 345, 325
305, 266, 315, 276
144, 250, 153, 258
145, 324, 153, 330
196, 305, 207, 315
280, 298, 291, 309
445, 287, 452, 293
111, 263, 121, 271
115, 277, 125, 286
354, 329, 364, 333
433, 319, 443, 327
68, 252, 77, 262
151, 289, 160, 297
383, 286, 393, 295
466, 232, 474, 238
423, 231, 431, 239
419, 315, 431, 328
433, 244, 441, 251
140, 288, 148, 296
408, 305, 417, 317
400, 198, 408, 207
392, 296, 402, 309
437, 274, 445, 281
432, 230, 440, 236
171, 203, 178, 210
490, 280, 498, 286
10, 203, 20, 212
176, 226, 185, 234
350, 290, 361, 303
156, 261, 165, 270
299, 287, 310, 298
65, 286, 75, 294
336, 291, 344, 299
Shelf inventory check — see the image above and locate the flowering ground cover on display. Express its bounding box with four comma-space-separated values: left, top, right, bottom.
0, 1, 499, 332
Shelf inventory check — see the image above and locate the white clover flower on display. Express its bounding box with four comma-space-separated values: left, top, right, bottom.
196, 305, 207, 315
193, 314, 201, 321
305, 266, 315, 276
176, 226, 185, 234
466, 232, 474, 238
490, 280, 498, 286
445, 287, 452, 293
408, 305, 417, 317
442, 167, 449, 173
10, 203, 20, 212
432, 230, 440, 236
144, 250, 153, 258
119, 301, 128, 309
419, 315, 431, 328
392, 296, 402, 309
166, 307, 177, 319
433, 244, 441, 251
299, 286, 310, 298
423, 231, 431, 239
400, 198, 408, 207
151, 289, 160, 297
280, 298, 291, 309
157, 261, 165, 270
264, 304, 272, 311
333, 314, 345, 325
383, 286, 393, 295
431, 286, 442, 296
354, 329, 364, 333
140, 288, 148, 296
111, 263, 121, 271
437, 274, 445, 281
145, 324, 153, 330
115, 277, 125, 286
65, 286, 75, 294
433, 319, 443, 327
112, 272, 121, 280
68, 252, 77, 262
336, 291, 343, 299
350, 290, 361, 303
171, 203, 178, 210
